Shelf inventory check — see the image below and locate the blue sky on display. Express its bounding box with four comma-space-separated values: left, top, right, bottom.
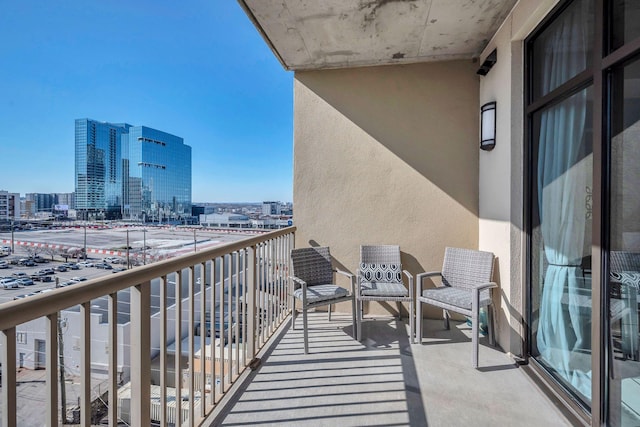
0, 1, 293, 203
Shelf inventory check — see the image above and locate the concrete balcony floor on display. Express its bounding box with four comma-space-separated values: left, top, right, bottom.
213, 312, 570, 427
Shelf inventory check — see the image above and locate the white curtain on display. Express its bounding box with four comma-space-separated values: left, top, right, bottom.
535, 0, 592, 399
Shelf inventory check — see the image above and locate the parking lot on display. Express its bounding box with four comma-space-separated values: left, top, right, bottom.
0, 226, 252, 306
0, 257, 125, 305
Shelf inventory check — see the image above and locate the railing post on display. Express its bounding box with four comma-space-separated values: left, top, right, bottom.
175, 271, 183, 411
108, 292, 118, 427
247, 245, 257, 359
199, 263, 207, 418
188, 267, 195, 426
131, 281, 151, 427
159, 276, 168, 425
81, 302, 91, 427
2, 327, 17, 427
46, 313, 59, 427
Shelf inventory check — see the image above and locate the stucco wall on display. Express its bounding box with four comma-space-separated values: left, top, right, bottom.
293, 61, 480, 317
478, 0, 560, 356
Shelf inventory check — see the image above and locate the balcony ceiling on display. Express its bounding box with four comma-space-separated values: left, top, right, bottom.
239, 0, 517, 71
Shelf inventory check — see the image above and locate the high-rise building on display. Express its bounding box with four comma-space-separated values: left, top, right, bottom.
55, 192, 75, 209
75, 119, 192, 221
25, 193, 57, 213
0, 191, 20, 221
75, 120, 131, 219
262, 201, 281, 216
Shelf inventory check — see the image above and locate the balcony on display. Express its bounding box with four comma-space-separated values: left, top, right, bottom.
0, 227, 567, 426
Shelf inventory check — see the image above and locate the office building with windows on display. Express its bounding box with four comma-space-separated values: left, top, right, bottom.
75, 119, 192, 221
0, 191, 20, 221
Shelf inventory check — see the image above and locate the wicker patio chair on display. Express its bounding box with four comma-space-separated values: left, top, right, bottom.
415, 247, 496, 368
609, 251, 640, 361
290, 246, 356, 353
356, 245, 414, 342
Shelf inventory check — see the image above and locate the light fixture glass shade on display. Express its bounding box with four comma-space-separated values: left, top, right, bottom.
480, 102, 496, 151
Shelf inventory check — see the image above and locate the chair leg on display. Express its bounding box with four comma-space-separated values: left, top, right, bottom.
472, 293, 480, 369
415, 300, 422, 344
328, 304, 332, 321
351, 297, 357, 341
303, 306, 309, 354
488, 304, 496, 347
291, 295, 296, 330
357, 299, 363, 342
396, 301, 402, 320
443, 309, 450, 330
409, 300, 414, 343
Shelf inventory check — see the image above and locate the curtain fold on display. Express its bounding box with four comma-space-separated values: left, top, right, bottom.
535, 0, 592, 399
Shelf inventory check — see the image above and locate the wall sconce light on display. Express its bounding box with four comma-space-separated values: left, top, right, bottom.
480, 102, 496, 151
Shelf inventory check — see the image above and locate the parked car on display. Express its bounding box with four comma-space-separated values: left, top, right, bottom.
112, 267, 127, 273
77, 261, 94, 267
12, 272, 27, 278
94, 263, 112, 269
62, 263, 80, 270
38, 268, 55, 275
17, 278, 34, 286
0, 261, 8, 269
54, 265, 67, 272
14, 291, 40, 300
0, 278, 20, 289
71, 276, 87, 282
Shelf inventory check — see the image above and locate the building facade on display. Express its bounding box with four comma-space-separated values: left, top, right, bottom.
262, 201, 281, 216
121, 126, 192, 222
0, 191, 20, 221
75, 119, 131, 219
75, 119, 192, 221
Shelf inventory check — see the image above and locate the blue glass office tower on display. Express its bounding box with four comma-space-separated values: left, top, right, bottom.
75, 119, 131, 219
75, 119, 192, 221
122, 126, 192, 222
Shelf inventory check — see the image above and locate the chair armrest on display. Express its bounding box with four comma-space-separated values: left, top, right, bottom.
469, 281, 498, 291
416, 271, 442, 281
403, 270, 414, 299
289, 275, 309, 304
289, 275, 307, 287
335, 269, 353, 279
336, 269, 356, 295
416, 271, 442, 295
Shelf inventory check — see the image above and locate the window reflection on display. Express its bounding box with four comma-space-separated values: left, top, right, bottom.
608, 56, 640, 427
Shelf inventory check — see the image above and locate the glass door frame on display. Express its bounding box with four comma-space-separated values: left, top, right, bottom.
524, 0, 640, 425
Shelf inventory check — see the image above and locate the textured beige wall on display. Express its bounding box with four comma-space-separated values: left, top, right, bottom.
478, 0, 559, 356
293, 61, 480, 317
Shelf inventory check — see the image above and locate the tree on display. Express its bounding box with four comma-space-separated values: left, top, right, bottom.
42, 246, 58, 261
24, 246, 43, 259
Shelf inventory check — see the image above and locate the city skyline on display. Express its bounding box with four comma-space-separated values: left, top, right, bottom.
0, 1, 293, 202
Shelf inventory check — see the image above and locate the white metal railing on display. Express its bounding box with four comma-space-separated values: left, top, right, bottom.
0, 226, 295, 426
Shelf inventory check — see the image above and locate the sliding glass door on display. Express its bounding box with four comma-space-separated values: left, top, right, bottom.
528, 0, 594, 408
526, 0, 640, 424
608, 55, 640, 426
